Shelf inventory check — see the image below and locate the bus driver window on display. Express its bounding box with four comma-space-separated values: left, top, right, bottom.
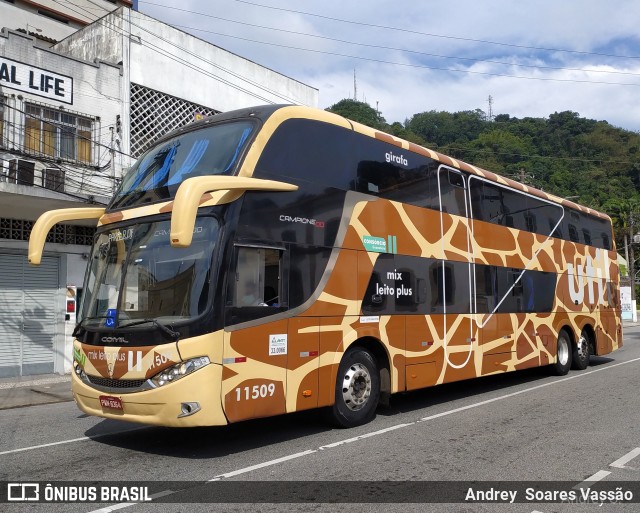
233, 247, 282, 308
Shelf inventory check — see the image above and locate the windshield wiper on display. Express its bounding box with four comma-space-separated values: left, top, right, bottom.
72, 315, 113, 337
118, 319, 181, 340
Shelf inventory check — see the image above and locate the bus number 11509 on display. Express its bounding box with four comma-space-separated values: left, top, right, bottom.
235, 383, 276, 401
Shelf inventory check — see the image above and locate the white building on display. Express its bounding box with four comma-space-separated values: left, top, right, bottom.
0, 0, 132, 45
0, 3, 318, 378
54, 7, 318, 160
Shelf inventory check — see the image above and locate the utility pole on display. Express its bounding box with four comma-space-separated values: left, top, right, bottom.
110, 126, 116, 194
487, 95, 494, 121
512, 168, 534, 186
353, 69, 357, 101
629, 211, 636, 302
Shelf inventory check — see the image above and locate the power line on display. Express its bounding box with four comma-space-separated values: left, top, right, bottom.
2, 102, 130, 160
0, 115, 118, 195
52, 0, 308, 105
0, 156, 110, 204
161, 28, 640, 87
140, 2, 640, 79
233, 0, 640, 60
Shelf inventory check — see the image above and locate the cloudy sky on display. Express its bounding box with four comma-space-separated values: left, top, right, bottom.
137, 0, 640, 131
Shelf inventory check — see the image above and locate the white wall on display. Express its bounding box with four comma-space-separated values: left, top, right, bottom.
54, 7, 319, 113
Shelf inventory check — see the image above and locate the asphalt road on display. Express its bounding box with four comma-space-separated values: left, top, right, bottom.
1, 326, 639, 513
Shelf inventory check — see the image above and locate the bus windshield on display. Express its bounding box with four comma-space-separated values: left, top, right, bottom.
110, 120, 255, 209
79, 217, 219, 330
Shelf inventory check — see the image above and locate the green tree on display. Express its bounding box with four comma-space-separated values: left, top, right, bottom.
406, 109, 487, 147
603, 197, 640, 299
326, 99, 386, 130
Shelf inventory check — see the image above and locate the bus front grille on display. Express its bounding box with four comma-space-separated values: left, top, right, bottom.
85, 375, 150, 393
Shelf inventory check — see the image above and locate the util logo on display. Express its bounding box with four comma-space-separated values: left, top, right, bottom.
567, 250, 611, 305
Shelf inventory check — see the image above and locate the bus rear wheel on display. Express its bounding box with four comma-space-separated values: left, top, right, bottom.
551, 330, 572, 376
571, 329, 591, 370
329, 347, 380, 428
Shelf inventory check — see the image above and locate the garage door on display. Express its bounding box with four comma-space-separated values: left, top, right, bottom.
0, 253, 59, 377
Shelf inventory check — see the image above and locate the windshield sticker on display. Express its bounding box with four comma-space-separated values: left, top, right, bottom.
108, 228, 134, 242
359, 316, 379, 324
269, 334, 287, 356
105, 309, 117, 327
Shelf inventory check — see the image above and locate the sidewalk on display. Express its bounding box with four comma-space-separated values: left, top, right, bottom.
0, 374, 73, 410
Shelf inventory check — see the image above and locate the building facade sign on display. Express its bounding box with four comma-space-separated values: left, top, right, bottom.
0, 56, 73, 104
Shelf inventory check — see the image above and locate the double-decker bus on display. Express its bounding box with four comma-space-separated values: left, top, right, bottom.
28, 105, 622, 428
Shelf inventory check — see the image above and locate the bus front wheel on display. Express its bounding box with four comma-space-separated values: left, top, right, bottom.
329, 347, 380, 428
551, 330, 572, 376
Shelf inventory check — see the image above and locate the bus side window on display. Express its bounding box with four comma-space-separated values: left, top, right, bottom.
568, 224, 580, 243
440, 170, 467, 217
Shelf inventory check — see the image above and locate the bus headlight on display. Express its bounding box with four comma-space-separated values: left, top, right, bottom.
150, 356, 210, 387
73, 360, 87, 381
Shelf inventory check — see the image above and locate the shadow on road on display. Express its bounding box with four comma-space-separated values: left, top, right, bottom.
83, 354, 621, 459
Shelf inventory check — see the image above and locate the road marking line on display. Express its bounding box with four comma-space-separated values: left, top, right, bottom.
208, 449, 317, 480
0, 436, 90, 456
6, 356, 639, 459
86, 490, 175, 513
319, 423, 414, 449
418, 356, 640, 423
0, 427, 146, 456
79, 355, 640, 513
610, 447, 640, 469
573, 470, 611, 489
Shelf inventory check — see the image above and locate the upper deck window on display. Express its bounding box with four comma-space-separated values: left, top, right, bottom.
110, 120, 255, 210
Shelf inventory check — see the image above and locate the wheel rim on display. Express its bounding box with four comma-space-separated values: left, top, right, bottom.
558, 336, 570, 366
577, 334, 589, 361
342, 363, 372, 411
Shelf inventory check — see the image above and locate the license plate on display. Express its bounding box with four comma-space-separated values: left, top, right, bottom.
99, 395, 123, 410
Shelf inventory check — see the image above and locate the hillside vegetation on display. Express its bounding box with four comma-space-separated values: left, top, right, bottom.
327, 99, 640, 250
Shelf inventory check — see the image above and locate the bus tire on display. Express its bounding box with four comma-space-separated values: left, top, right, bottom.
552, 330, 572, 376
329, 347, 380, 428
571, 329, 591, 370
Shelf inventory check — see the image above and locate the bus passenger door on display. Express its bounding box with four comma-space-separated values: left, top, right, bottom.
437, 166, 475, 373
222, 245, 289, 423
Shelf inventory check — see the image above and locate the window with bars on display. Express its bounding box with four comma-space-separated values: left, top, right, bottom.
24, 104, 93, 164
0, 218, 95, 245
43, 167, 65, 192
129, 83, 219, 158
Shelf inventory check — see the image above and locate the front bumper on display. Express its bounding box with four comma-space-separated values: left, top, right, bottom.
72, 363, 228, 427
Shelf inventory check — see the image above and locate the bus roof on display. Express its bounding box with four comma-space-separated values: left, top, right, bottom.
166, 104, 611, 223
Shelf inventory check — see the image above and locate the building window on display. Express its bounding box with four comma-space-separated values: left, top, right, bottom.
43, 167, 65, 192
24, 104, 93, 164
